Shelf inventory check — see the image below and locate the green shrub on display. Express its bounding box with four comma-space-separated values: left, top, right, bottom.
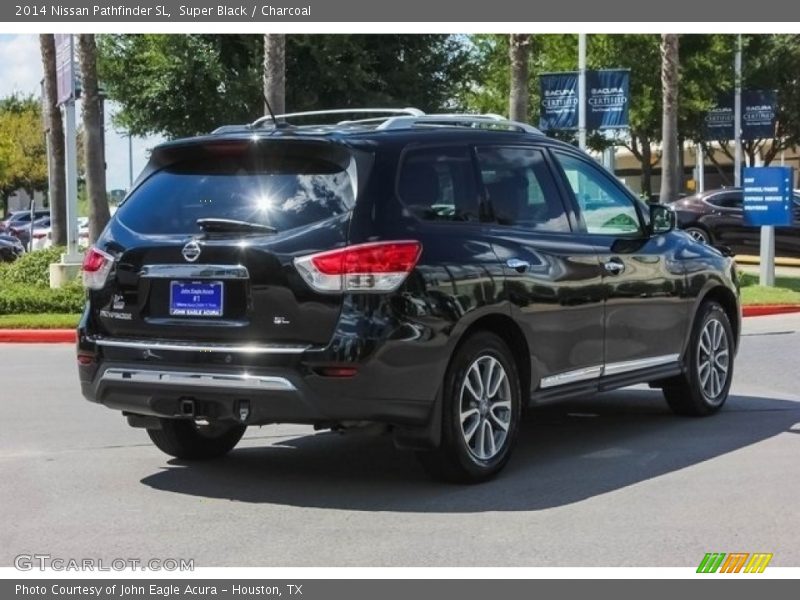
0, 247, 74, 288
0, 282, 85, 315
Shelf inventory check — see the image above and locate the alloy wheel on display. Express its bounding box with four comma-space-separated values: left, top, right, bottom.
697, 317, 730, 403
459, 355, 512, 461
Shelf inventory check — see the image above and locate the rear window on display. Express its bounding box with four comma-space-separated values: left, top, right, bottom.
116, 153, 356, 235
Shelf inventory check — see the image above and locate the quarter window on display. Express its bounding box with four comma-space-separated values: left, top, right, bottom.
553, 151, 642, 235
397, 147, 480, 222
476, 146, 570, 232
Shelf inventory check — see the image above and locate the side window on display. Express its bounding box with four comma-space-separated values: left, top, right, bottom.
553, 151, 642, 235
707, 193, 743, 209
397, 147, 480, 222
475, 146, 570, 232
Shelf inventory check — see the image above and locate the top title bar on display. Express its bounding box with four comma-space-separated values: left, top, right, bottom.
4, 0, 800, 22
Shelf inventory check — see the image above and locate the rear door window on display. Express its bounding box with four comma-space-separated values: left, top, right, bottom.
396, 146, 480, 222
116, 153, 356, 235
476, 146, 570, 232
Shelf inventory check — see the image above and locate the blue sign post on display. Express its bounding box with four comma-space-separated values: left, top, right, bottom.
742, 167, 794, 227
743, 166, 795, 286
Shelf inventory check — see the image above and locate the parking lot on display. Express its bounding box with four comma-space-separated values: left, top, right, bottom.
1, 313, 799, 568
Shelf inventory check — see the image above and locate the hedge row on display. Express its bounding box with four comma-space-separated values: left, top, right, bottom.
0, 282, 86, 315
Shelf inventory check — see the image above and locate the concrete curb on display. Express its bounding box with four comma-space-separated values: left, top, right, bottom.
0, 329, 76, 343
736, 255, 800, 268
2, 305, 800, 344
741, 304, 800, 318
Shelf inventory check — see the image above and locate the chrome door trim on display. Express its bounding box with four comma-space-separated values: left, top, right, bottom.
538, 354, 680, 389
539, 365, 603, 389
101, 368, 296, 391
139, 264, 249, 280
602, 353, 680, 376
92, 337, 309, 355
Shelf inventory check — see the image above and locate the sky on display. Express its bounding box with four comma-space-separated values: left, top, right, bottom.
0, 34, 165, 192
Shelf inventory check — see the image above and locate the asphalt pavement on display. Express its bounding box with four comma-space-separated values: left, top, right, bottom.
1, 314, 799, 567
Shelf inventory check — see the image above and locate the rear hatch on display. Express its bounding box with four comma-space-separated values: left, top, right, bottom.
90, 137, 368, 348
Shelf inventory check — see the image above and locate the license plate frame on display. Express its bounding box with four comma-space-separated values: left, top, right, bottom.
169, 280, 224, 317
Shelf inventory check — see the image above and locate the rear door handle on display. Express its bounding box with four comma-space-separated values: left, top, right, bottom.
603, 258, 625, 275
506, 258, 530, 273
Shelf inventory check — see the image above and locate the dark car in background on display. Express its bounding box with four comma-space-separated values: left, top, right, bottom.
669, 188, 800, 257
0, 209, 50, 233
0, 234, 24, 262
76, 109, 741, 483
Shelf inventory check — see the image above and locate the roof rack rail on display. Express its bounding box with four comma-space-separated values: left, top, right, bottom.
250, 107, 423, 128
377, 113, 541, 134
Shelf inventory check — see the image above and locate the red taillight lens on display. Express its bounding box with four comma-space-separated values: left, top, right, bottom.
294, 241, 422, 293
81, 247, 114, 290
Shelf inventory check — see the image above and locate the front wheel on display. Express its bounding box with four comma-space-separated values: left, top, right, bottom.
147, 419, 247, 460
417, 332, 522, 483
663, 301, 734, 416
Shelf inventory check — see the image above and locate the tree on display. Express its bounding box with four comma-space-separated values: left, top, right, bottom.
263, 34, 285, 114
78, 34, 110, 242
508, 34, 531, 122
39, 34, 67, 245
98, 34, 472, 138
0, 96, 48, 216
659, 34, 681, 203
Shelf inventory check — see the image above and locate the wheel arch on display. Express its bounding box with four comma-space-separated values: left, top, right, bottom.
691, 284, 741, 354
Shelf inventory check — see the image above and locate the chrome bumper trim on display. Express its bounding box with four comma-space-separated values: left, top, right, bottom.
92, 337, 309, 355
101, 368, 296, 391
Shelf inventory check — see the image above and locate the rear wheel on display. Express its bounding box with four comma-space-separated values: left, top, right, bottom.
685, 226, 711, 244
663, 301, 734, 416
417, 332, 522, 483
147, 419, 246, 460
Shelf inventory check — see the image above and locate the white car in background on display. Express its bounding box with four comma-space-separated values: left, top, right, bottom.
38, 217, 90, 250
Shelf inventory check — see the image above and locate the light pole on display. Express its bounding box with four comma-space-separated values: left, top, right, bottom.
578, 34, 587, 150
734, 34, 742, 188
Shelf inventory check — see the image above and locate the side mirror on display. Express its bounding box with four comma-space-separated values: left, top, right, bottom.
649, 203, 676, 235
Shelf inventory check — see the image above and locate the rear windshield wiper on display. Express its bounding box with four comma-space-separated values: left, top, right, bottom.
196, 218, 277, 234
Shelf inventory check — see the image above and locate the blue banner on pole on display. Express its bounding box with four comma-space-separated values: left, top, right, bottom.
586, 70, 630, 130
703, 90, 778, 141
539, 72, 579, 131
742, 166, 794, 227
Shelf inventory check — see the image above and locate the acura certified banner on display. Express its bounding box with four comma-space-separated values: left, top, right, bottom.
703, 90, 778, 140
539, 69, 630, 132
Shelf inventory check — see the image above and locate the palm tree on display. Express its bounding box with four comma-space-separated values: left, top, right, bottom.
509, 34, 531, 122
77, 34, 110, 242
263, 34, 286, 115
39, 34, 67, 246
659, 34, 681, 204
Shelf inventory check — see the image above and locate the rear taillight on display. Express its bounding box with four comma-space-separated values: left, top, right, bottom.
81, 246, 115, 290
294, 241, 422, 293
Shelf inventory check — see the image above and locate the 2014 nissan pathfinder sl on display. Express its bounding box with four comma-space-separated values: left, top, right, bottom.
76, 109, 741, 482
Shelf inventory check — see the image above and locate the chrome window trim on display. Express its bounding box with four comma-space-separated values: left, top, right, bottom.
101, 368, 296, 391
539, 354, 680, 389
92, 337, 309, 355
139, 264, 249, 280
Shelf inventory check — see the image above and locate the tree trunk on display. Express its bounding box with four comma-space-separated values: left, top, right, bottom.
78, 34, 110, 243
263, 34, 286, 115
508, 34, 531, 122
658, 34, 680, 204
39, 34, 67, 246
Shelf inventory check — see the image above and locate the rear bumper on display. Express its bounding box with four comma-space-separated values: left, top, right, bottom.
80, 360, 434, 427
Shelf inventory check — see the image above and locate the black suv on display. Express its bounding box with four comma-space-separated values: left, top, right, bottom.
77, 109, 740, 482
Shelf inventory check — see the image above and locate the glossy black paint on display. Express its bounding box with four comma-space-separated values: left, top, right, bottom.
670, 188, 800, 257
78, 127, 741, 446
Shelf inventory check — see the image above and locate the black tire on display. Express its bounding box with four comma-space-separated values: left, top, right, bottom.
417, 332, 522, 483
685, 226, 711, 244
147, 419, 247, 460
663, 301, 734, 416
